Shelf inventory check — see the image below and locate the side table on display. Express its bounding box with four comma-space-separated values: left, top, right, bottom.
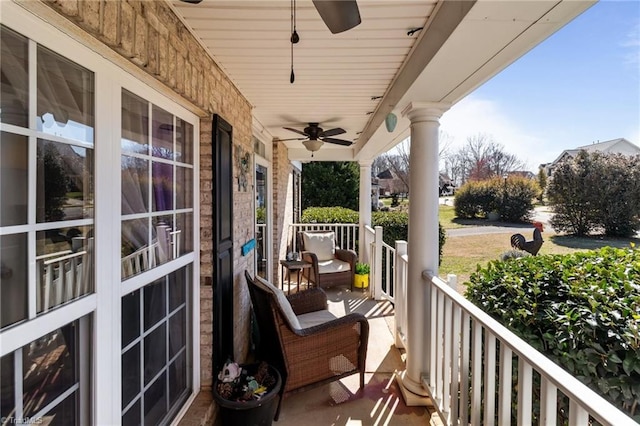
280, 259, 312, 295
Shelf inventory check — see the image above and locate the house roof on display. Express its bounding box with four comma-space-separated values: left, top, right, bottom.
549, 138, 640, 166
171, 0, 595, 162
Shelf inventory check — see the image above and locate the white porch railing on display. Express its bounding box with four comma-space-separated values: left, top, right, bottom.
36, 237, 94, 313
421, 270, 636, 426
288, 223, 359, 254
363, 225, 395, 302
121, 224, 182, 279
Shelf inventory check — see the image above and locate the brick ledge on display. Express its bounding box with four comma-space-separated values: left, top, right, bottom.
178, 391, 218, 426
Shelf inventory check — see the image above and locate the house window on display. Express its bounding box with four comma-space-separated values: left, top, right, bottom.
0, 316, 91, 425
120, 88, 195, 424
2, 11, 198, 424
120, 266, 191, 425
0, 24, 95, 327
121, 91, 194, 280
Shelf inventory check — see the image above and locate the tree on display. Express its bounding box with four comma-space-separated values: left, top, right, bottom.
444, 133, 526, 185
547, 151, 640, 237
374, 131, 452, 195
39, 143, 69, 221
301, 162, 359, 210
537, 168, 547, 204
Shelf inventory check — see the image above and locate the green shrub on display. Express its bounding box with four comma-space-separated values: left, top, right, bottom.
301, 207, 446, 264
454, 177, 538, 222
465, 246, 640, 420
501, 176, 539, 222
548, 151, 640, 237
499, 249, 530, 261
301, 207, 359, 224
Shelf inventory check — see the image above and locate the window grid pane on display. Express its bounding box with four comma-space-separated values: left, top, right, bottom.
120, 266, 190, 425
121, 90, 194, 280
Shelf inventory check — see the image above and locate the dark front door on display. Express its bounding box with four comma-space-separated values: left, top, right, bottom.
212, 114, 234, 372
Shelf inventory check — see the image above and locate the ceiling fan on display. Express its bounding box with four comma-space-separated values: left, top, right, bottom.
281, 123, 353, 155
178, 0, 361, 34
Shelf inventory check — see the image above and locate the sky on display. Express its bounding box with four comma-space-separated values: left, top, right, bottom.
438, 0, 640, 173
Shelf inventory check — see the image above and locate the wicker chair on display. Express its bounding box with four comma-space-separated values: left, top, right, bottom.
244, 271, 369, 419
298, 230, 357, 290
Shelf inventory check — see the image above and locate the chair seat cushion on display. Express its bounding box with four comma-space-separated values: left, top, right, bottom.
302, 231, 335, 261
297, 309, 337, 329
317, 258, 351, 274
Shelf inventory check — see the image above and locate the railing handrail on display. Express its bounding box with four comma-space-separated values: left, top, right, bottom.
424, 270, 637, 426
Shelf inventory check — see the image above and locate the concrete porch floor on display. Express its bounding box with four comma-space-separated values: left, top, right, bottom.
274, 283, 435, 425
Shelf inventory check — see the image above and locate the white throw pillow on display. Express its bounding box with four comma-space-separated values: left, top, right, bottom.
302, 231, 335, 261
255, 276, 301, 329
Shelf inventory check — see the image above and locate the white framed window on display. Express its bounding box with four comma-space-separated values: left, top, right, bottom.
1, 24, 95, 329
1, 4, 200, 425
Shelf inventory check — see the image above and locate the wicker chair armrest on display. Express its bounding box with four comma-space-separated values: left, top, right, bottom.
300, 251, 320, 283
301, 251, 318, 263
286, 288, 327, 315
335, 249, 356, 267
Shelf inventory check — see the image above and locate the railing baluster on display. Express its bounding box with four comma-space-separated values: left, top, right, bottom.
429, 284, 438, 391
450, 304, 461, 426
517, 358, 533, 425
484, 333, 496, 426
436, 289, 445, 406
569, 400, 589, 426
460, 312, 471, 426
498, 344, 512, 426
443, 295, 453, 417
471, 321, 482, 426
540, 376, 558, 425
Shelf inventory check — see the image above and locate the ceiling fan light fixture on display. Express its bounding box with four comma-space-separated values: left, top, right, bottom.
303, 139, 324, 153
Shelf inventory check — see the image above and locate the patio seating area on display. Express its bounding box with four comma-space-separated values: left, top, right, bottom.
273, 281, 434, 425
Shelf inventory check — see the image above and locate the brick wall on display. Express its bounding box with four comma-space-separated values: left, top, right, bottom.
272, 141, 295, 284
39, 0, 255, 390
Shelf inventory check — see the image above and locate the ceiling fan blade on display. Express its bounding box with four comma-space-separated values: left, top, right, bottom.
312, 0, 361, 34
320, 127, 346, 137
322, 137, 353, 146
283, 127, 308, 136
277, 137, 307, 142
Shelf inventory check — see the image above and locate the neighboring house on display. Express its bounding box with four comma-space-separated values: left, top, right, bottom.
542, 138, 640, 177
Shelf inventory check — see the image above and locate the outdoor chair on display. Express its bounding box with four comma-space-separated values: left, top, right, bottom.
297, 230, 356, 290
244, 271, 369, 420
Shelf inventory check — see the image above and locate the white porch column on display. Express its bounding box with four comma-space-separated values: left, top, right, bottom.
358, 160, 372, 263
401, 102, 450, 397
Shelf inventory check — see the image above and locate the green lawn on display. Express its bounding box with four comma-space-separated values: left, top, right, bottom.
437, 204, 639, 289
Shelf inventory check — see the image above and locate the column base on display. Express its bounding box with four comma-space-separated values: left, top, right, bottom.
394, 370, 433, 407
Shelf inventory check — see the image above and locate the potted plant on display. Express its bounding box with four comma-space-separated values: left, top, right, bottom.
354, 262, 370, 289
213, 360, 282, 426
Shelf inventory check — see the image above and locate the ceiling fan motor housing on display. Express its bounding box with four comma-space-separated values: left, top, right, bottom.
305, 123, 322, 139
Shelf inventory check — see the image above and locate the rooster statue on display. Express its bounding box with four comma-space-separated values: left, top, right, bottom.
510, 221, 544, 256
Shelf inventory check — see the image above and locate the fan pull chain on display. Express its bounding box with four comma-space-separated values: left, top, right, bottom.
290, 0, 299, 83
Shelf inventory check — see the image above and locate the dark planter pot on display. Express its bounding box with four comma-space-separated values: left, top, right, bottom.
213, 364, 282, 426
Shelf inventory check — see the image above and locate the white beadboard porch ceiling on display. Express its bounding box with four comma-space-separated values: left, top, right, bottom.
171, 0, 595, 161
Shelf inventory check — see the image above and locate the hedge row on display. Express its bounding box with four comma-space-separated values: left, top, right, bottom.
454, 177, 539, 222
548, 151, 640, 237
465, 246, 640, 421
301, 207, 446, 263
